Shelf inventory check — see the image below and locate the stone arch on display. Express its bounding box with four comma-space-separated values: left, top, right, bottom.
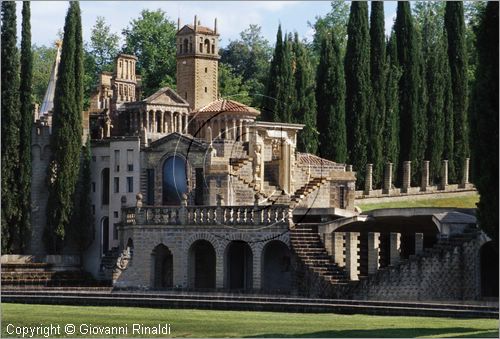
188, 240, 216, 289
204, 39, 210, 54
480, 241, 498, 298
224, 240, 253, 290
151, 243, 173, 289
261, 240, 292, 293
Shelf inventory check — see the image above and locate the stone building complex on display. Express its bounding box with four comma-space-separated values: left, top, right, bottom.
23, 17, 497, 300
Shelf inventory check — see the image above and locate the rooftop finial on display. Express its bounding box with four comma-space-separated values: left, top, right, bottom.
177, 18, 180, 31
194, 15, 197, 30
214, 18, 217, 34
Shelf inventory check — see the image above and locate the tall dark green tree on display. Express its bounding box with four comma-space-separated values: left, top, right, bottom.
395, 1, 426, 184
45, 2, 84, 253
383, 32, 401, 178
19, 1, 33, 252
345, 1, 370, 188
292, 33, 318, 154
442, 35, 455, 182
1, 1, 20, 253
445, 1, 469, 183
470, 1, 498, 244
316, 32, 347, 163
369, 1, 386, 187
262, 25, 284, 121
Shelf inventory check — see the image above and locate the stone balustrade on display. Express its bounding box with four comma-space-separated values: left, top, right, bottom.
122, 204, 290, 226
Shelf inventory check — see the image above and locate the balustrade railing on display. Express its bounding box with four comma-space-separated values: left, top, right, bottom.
122, 204, 290, 227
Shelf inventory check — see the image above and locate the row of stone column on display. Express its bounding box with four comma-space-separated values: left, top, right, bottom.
128, 110, 189, 135
364, 158, 470, 195
194, 117, 252, 142
325, 231, 424, 281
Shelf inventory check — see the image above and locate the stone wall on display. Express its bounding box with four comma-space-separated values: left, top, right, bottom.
114, 224, 289, 290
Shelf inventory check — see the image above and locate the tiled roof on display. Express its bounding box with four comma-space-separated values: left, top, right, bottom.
184, 24, 216, 34
193, 99, 260, 115
297, 152, 344, 168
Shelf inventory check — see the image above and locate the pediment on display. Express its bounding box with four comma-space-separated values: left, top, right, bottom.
143, 87, 189, 106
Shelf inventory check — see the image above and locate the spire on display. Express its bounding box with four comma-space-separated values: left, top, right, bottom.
39, 40, 62, 116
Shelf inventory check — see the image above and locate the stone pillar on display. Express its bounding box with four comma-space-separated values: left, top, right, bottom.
152, 111, 156, 133
346, 165, 353, 172
216, 255, 224, 288
244, 120, 250, 142
364, 163, 373, 195
367, 232, 380, 275
145, 111, 150, 133
184, 114, 189, 134
139, 111, 144, 131
415, 233, 424, 255
170, 112, 174, 133
232, 119, 237, 140
401, 161, 411, 193
441, 159, 448, 190
389, 232, 401, 266
332, 232, 345, 267
421, 160, 430, 192
383, 162, 393, 194
238, 119, 243, 141
345, 232, 360, 280
460, 157, 470, 188
160, 111, 164, 133
224, 118, 229, 139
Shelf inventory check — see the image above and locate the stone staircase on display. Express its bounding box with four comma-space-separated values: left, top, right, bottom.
290, 224, 348, 285
290, 177, 328, 205
1, 262, 103, 288
98, 247, 120, 281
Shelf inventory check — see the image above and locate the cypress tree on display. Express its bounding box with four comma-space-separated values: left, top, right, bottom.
19, 1, 33, 252
442, 34, 455, 182
383, 32, 401, 179
470, 1, 498, 244
293, 33, 318, 154
276, 33, 295, 123
394, 1, 426, 184
262, 25, 284, 122
316, 32, 347, 163
1, 1, 20, 253
369, 1, 386, 187
345, 1, 370, 188
45, 2, 84, 253
445, 1, 469, 183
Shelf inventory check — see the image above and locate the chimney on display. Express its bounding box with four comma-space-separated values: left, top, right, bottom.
194, 15, 197, 30
214, 18, 217, 34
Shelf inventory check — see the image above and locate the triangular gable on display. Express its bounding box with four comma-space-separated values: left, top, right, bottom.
143, 87, 189, 106
147, 132, 207, 152
177, 25, 195, 35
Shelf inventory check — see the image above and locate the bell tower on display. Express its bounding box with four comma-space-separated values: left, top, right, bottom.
176, 16, 220, 111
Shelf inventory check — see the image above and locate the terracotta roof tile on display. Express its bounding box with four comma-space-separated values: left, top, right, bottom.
297, 152, 345, 169
193, 99, 260, 115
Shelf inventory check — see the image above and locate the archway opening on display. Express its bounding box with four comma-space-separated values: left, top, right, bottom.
162, 156, 188, 205
151, 244, 173, 289
188, 240, 216, 289
226, 241, 253, 290
262, 241, 291, 293
480, 241, 499, 298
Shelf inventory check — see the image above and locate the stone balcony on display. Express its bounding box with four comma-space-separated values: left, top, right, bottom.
122, 204, 292, 227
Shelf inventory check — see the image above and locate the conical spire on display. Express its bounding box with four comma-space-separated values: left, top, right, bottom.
39, 40, 62, 115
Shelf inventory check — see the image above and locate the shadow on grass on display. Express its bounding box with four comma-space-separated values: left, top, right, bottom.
245, 327, 499, 338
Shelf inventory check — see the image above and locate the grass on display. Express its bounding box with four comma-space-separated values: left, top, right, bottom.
1, 303, 498, 338
357, 193, 479, 212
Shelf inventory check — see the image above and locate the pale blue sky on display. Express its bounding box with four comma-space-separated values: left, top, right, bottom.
16, 1, 398, 48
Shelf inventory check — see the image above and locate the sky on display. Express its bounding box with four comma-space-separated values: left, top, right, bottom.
16, 1, 398, 48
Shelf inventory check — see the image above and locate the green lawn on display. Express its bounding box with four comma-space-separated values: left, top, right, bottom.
1, 303, 498, 338
357, 193, 479, 212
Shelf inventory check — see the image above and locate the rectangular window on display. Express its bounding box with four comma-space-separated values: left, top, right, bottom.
113, 224, 118, 240
127, 149, 133, 171
114, 211, 119, 218
204, 87, 207, 93
114, 177, 119, 193
102, 168, 109, 205
127, 177, 133, 193
92, 205, 95, 215
339, 186, 346, 209
114, 150, 120, 172
205, 67, 207, 73
92, 182, 96, 193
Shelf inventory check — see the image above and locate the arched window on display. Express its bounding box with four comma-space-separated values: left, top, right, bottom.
204, 39, 210, 54
183, 39, 188, 54
162, 156, 188, 205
